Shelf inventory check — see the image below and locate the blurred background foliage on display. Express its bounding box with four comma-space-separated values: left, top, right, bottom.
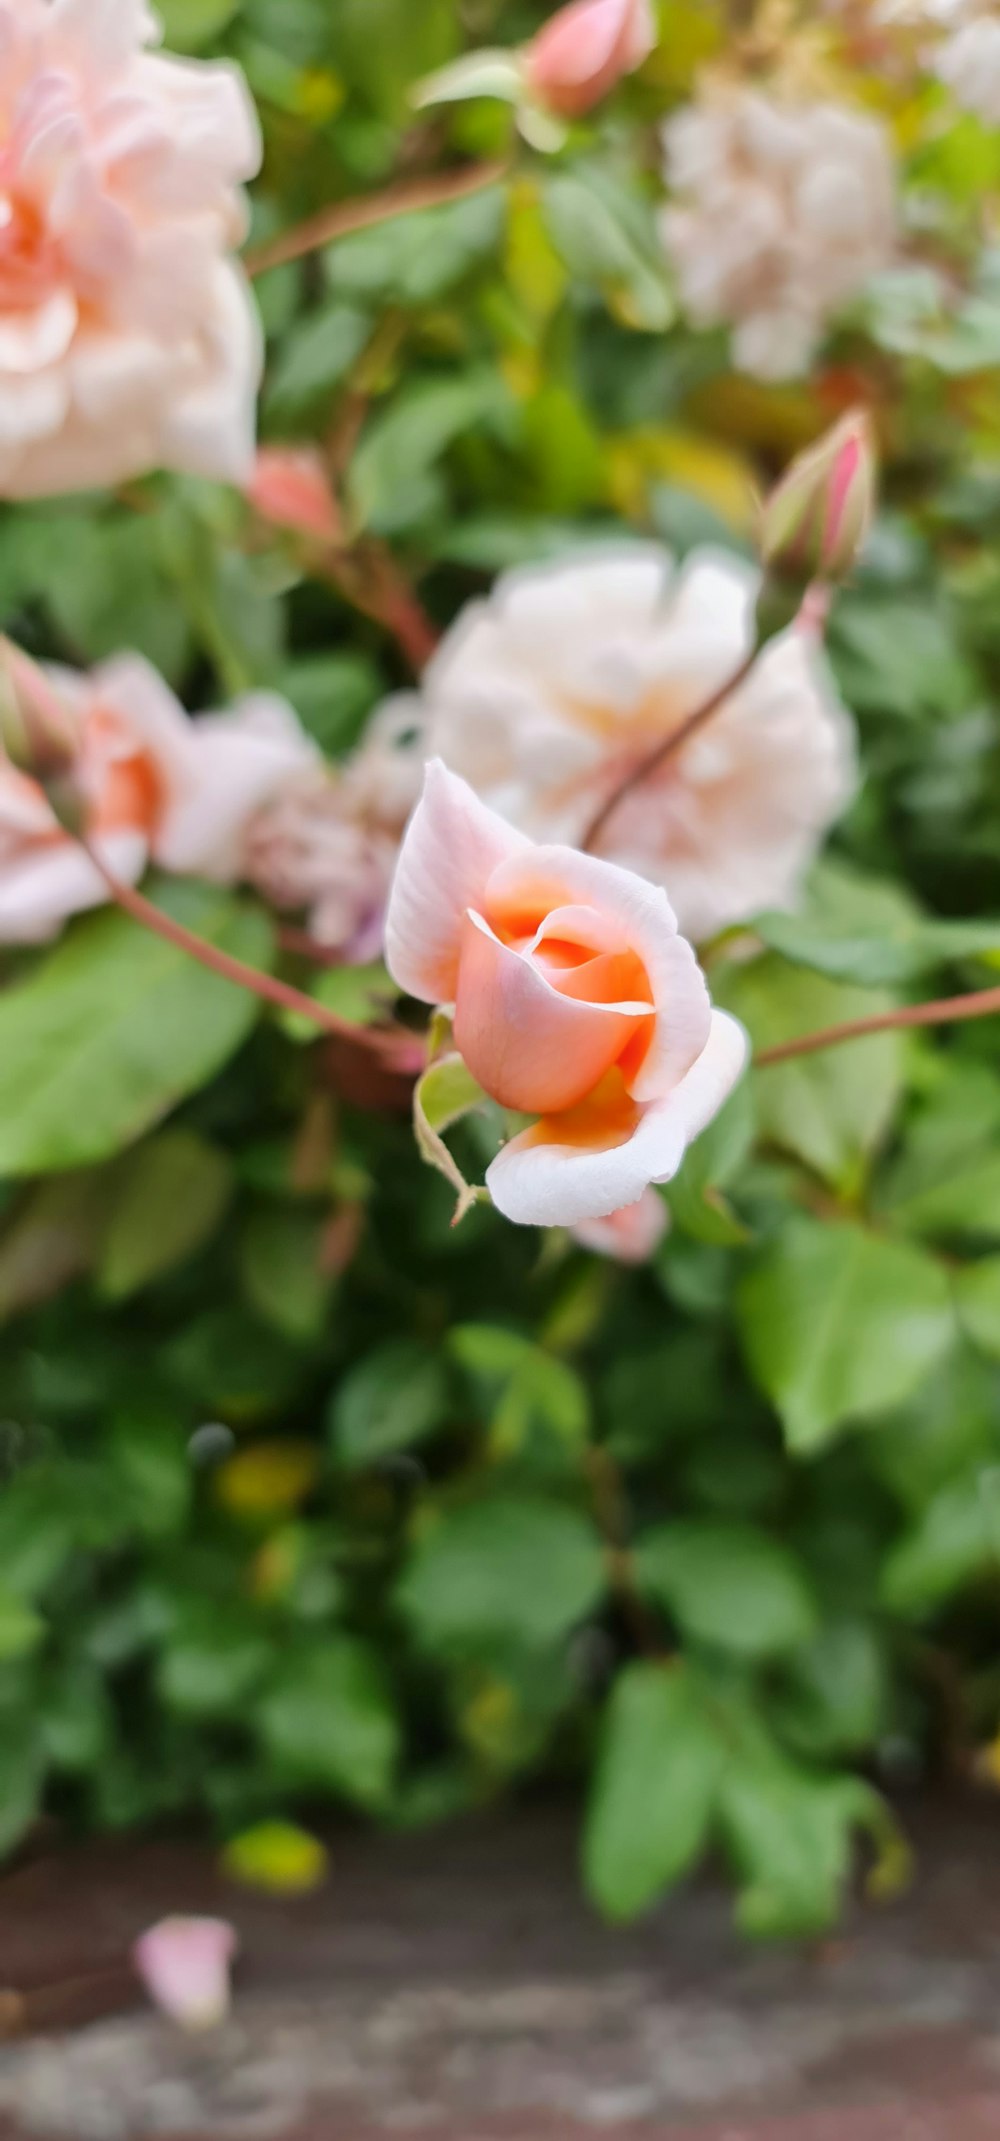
3, 0, 1000, 1939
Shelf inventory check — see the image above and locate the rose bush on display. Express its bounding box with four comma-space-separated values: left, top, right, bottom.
1, 0, 1000, 1942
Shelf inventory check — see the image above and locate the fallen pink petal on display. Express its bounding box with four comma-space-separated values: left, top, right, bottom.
132, 1918, 239, 2032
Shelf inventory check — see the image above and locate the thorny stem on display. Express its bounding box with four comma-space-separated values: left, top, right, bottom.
754, 983, 1000, 1067
245, 160, 508, 278
77, 835, 408, 1061
581, 648, 758, 853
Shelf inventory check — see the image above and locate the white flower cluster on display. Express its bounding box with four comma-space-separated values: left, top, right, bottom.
661, 83, 898, 378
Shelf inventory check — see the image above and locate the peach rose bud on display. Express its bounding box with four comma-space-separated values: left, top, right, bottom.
132, 1917, 239, 2032
0, 643, 76, 787
524, 0, 657, 117
385, 761, 747, 1230
247, 449, 342, 547
759, 411, 876, 588
572, 1186, 669, 1262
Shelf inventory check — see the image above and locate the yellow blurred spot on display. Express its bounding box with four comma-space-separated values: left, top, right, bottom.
974, 1732, 1000, 1790
251, 1525, 303, 1601
506, 179, 567, 325
608, 426, 754, 530
216, 1441, 320, 1518
462, 1678, 518, 1762
222, 1821, 328, 1896
295, 69, 344, 125
866, 1829, 915, 1904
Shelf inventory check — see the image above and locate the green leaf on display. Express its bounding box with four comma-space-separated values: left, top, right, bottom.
583, 1663, 722, 1920
882, 1071, 1000, 1238
774, 1621, 888, 1759
274, 652, 382, 755
720, 956, 903, 1190
264, 302, 371, 424
636, 1522, 817, 1659
279, 961, 394, 1043
0, 883, 273, 1176
739, 1217, 956, 1452
256, 1636, 399, 1808
240, 1207, 335, 1341
349, 371, 513, 535
157, 1607, 273, 1718
327, 187, 505, 305
397, 1495, 605, 1656
665, 1079, 754, 1244
106, 1409, 192, 1538
99, 1130, 233, 1300
449, 1324, 590, 1453
329, 1339, 450, 1466
542, 165, 674, 332
755, 860, 1000, 988
954, 1257, 1000, 1358
0, 1587, 44, 1661
158, 0, 241, 49
719, 1750, 880, 1938
0, 1470, 75, 1599
881, 1469, 1000, 1613
830, 595, 978, 722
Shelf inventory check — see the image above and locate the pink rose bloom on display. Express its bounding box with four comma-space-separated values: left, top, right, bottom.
386, 761, 746, 1228
525, 0, 657, 117
247, 447, 342, 546
572, 1186, 669, 1261
133, 1916, 238, 2032
0, 648, 314, 942
400, 546, 856, 945
0, 0, 262, 497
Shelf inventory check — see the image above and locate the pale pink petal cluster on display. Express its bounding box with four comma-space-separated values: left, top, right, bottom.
385, 761, 747, 1228
394, 546, 855, 946
132, 1916, 238, 2032
244, 702, 425, 962
525, 0, 656, 117
0, 649, 315, 942
661, 83, 897, 378
572, 1186, 669, 1261
932, 5, 1000, 120
0, 0, 262, 498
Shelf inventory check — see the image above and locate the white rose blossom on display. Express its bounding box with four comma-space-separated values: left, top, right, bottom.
661, 82, 898, 378
0, 0, 262, 497
244, 703, 425, 963
383, 545, 856, 947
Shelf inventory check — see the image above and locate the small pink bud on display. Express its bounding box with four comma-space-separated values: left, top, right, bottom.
571, 1188, 669, 1264
524, 0, 656, 118
247, 448, 341, 547
132, 1917, 238, 2032
0, 641, 76, 783
759, 411, 876, 587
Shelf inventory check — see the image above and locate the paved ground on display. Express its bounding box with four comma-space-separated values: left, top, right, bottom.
3, 1797, 1000, 2138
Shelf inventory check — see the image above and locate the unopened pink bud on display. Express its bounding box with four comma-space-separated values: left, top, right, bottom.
759, 411, 876, 587
132, 1917, 238, 2032
247, 448, 341, 547
0, 641, 76, 782
524, 0, 656, 118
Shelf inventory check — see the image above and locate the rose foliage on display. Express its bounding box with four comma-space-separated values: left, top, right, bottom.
3, 0, 1000, 1940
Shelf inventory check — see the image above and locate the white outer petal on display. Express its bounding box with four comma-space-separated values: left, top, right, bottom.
486, 1010, 747, 1227
385, 759, 530, 1004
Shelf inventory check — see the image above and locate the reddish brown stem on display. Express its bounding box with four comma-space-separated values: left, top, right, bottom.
582, 649, 758, 852
316, 544, 438, 675
245, 161, 507, 279
755, 983, 1000, 1067
78, 838, 405, 1060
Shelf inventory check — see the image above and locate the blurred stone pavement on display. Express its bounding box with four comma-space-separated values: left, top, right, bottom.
3, 1798, 1000, 2140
